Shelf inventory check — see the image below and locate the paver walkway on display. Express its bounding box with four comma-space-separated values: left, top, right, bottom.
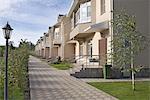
29, 56, 118, 100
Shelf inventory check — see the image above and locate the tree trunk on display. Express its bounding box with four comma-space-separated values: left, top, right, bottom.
131, 63, 135, 90
131, 43, 135, 90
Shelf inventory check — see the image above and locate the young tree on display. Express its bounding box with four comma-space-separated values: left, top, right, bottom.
111, 10, 149, 90
19, 39, 35, 50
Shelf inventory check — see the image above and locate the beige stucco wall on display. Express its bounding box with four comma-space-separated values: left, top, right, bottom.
47, 15, 76, 60
61, 16, 76, 60
91, 0, 96, 23
75, 41, 80, 57
45, 36, 50, 47
69, 0, 97, 58
96, 0, 111, 23
95, 0, 113, 64
68, 0, 112, 64
52, 22, 62, 59
48, 28, 54, 58
63, 17, 71, 42
114, 0, 149, 67
92, 32, 101, 55
59, 18, 66, 59
69, 0, 96, 40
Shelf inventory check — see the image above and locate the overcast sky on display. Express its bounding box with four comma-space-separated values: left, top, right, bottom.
0, 0, 72, 46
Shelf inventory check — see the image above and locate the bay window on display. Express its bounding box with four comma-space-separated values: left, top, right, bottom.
80, 1, 91, 23
74, 1, 91, 25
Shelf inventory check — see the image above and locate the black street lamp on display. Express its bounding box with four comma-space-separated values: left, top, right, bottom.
2, 22, 13, 100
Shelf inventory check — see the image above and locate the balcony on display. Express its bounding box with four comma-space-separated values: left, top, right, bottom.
53, 36, 62, 45
70, 22, 93, 39
84, 21, 109, 33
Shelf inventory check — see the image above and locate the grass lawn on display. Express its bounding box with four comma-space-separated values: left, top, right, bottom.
0, 85, 24, 100
89, 81, 150, 100
51, 62, 72, 70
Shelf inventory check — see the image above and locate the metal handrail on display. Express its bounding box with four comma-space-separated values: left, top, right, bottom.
71, 54, 109, 74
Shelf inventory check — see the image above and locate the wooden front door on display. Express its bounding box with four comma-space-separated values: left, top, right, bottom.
99, 38, 107, 65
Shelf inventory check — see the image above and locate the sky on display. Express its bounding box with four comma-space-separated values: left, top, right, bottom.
0, 0, 72, 46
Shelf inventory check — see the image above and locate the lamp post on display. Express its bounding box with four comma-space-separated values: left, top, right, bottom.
2, 22, 13, 100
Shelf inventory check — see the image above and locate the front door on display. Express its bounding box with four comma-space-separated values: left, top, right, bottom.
99, 38, 107, 65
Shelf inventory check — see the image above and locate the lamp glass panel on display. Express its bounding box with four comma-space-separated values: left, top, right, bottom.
3, 29, 12, 39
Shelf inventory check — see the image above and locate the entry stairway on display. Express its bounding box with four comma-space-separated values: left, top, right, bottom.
69, 55, 104, 78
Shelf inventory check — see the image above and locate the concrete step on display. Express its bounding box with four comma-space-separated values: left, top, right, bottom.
70, 68, 103, 78
70, 64, 102, 74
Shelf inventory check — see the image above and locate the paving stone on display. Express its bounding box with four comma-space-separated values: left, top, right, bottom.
29, 56, 118, 100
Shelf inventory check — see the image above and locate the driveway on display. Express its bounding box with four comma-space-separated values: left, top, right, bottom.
29, 56, 118, 100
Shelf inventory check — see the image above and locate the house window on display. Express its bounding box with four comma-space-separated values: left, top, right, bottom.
101, 0, 105, 15
87, 5, 91, 17
75, 9, 80, 25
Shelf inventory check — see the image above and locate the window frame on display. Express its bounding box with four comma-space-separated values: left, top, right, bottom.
101, 0, 106, 15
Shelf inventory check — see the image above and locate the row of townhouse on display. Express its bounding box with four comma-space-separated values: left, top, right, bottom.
50, 15, 76, 60
35, 14, 75, 60
35, 0, 150, 78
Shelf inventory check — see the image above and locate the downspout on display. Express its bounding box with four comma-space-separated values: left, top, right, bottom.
110, 0, 114, 66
